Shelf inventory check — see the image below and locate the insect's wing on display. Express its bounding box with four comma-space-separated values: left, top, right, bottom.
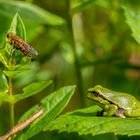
24, 42, 38, 56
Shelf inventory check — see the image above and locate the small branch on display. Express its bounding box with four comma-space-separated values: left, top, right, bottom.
0, 108, 44, 140
9, 78, 14, 131
10, 105, 14, 130
9, 78, 14, 129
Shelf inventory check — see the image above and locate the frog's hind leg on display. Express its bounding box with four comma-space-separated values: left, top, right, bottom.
103, 104, 118, 117
115, 108, 126, 118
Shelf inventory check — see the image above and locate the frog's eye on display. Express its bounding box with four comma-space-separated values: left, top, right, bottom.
89, 90, 100, 97
93, 91, 100, 96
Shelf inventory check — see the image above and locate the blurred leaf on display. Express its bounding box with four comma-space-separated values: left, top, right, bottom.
15, 85, 76, 140
122, 0, 140, 44
44, 105, 140, 136
0, 15, 10, 46
71, 0, 111, 14
26, 24, 44, 42
3, 70, 20, 78
0, 93, 14, 106
13, 63, 39, 86
14, 80, 52, 103
0, 1, 65, 25
3, 62, 36, 79
0, 72, 8, 94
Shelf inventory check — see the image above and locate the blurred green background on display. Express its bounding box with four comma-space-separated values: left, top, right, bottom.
0, 0, 140, 140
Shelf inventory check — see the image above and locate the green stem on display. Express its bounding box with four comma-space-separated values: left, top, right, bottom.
9, 78, 14, 128
66, 1, 85, 106
10, 104, 14, 128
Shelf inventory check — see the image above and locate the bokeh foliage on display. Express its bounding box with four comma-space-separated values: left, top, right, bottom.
0, 0, 140, 140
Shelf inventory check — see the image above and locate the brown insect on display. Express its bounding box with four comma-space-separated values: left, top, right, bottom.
6, 32, 38, 58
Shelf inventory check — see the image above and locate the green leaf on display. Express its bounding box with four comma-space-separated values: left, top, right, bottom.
8, 13, 26, 41
0, 53, 9, 70
122, 0, 140, 44
0, 72, 8, 94
0, 1, 65, 25
3, 62, 37, 80
15, 85, 76, 140
44, 105, 140, 136
0, 71, 11, 105
0, 70, 50, 106
14, 80, 52, 103
0, 71, 15, 105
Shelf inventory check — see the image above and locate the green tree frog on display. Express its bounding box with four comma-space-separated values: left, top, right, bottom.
88, 85, 140, 118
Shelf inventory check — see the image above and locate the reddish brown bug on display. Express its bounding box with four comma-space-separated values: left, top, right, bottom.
6, 32, 38, 58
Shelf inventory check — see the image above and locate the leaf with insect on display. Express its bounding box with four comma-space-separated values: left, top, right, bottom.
0, 13, 27, 70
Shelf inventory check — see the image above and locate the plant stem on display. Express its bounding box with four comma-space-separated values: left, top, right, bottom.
66, 1, 85, 106
9, 78, 14, 129
10, 104, 14, 128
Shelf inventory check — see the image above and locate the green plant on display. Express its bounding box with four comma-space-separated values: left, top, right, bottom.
43, 0, 140, 138
2, 0, 140, 140
0, 14, 75, 140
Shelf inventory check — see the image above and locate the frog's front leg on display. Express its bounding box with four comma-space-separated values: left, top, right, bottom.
103, 104, 118, 117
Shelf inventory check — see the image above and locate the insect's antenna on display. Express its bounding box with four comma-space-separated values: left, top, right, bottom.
0, 108, 44, 140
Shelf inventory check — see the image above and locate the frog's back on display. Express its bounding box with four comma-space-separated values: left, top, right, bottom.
95, 85, 140, 110
103, 90, 140, 110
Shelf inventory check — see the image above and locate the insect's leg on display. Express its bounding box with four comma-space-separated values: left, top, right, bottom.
9, 44, 16, 61
9, 43, 16, 55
